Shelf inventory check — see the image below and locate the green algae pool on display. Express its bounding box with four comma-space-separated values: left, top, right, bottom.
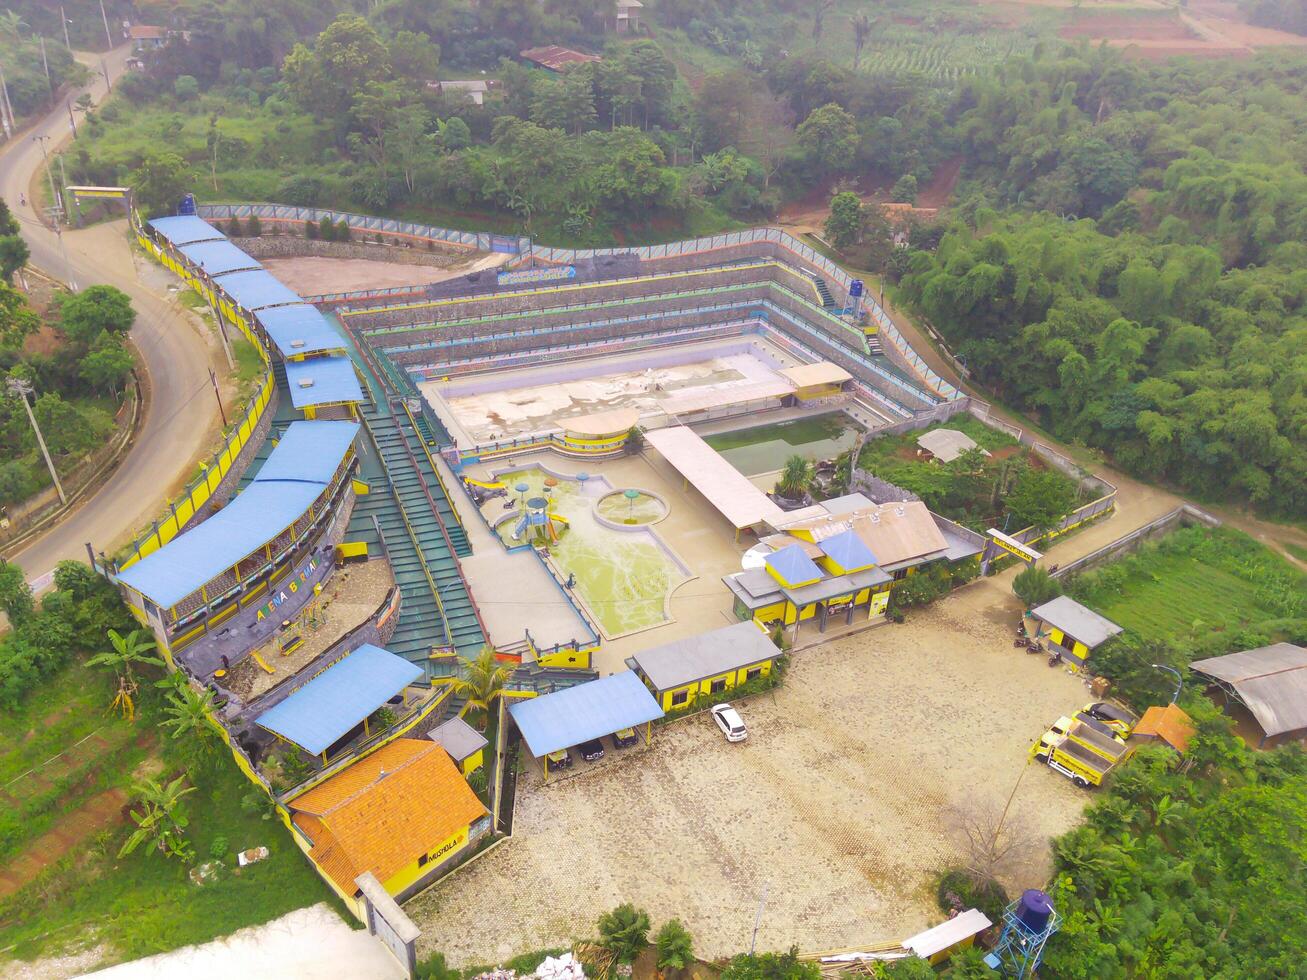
495, 468, 686, 637
704, 412, 859, 477
596, 490, 666, 526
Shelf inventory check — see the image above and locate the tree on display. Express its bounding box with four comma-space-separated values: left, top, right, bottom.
0, 558, 34, 623
58, 284, 135, 344
33, 392, 98, 455
1012, 565, 1061, 608
0, 232, 29, 282
86, 628, 163, 719
79, 332, 134, 395
0, 460, 35, 507
158, 674, 218, 748
281, 15, 390, 121
720, 947, 820, 980
388, 30, 439, 83
1005, 468, 1076, 532
776, 455, 814, 499
129, 152, 193, 217
825, 191, 864, 249
451, 645, 511, 729
796, 103, 858, 174
0, 280, 39, 347
655, 919, 695, 972
435, 117, 471, 153
693, 70, 755, 154
173, 75, 199, 100
597, 903, 650, 963
851, 14, 873, 70
119, 775, 197, 862
890, 174, 918, 204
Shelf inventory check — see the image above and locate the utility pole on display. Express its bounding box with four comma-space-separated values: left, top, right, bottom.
40, 36, 53, 99
209, 296, 236, 370
98, 0, 113, 50
749, 881, 769, 955
208, 368, 228, 427
8, 378, 67, 506
57, 154, 69, 211
33, 135, 59, 221
67, 101, 77, 137
100, 58, 111, 92
61, 7, 73, 51
0, 69, 13, 139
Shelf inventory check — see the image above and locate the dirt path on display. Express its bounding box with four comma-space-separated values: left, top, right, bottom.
0, 788, 127, 900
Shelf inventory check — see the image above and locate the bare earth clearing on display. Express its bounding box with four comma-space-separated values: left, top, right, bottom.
261, 250, 510, 295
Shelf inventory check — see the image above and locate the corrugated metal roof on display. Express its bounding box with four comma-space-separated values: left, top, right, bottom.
256, 645, 421, 755
1031, 595, 1123, 649
819, 528, 877, 569
178, 239, 261, 277
779, 362, 852, 388
285, 356, 365, 408
644, 426, 786, 529
429, 716, 489, 762
631, 622, 776, 692
916, 428, 984, 463
509, 671, 663, 757
148, 215, 224, 246
115, 421, 355, 608
255, 304, 346, 359
765, 544, 823, 585
213, 268, 304, 311
1190, 643, 1307, 737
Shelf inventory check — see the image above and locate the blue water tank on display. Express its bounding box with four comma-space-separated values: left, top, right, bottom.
176, 193, 197, 216
1016, 889, 1054, 933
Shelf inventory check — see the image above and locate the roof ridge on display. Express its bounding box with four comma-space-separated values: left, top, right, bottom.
318, 742, 436, 818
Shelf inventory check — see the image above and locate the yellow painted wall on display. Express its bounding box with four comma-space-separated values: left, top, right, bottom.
753, 600, 787, 623
337, 541, 369, 559
660, 660, 773, 710
535, 647, 593, 669
460, 748, 485, 775
381, 824, 471, 896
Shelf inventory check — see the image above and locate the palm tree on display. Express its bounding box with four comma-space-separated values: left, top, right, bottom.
119, 775, 197, 862
775, 454, 814, 500
87, 628, 164, 720
451, 645, 512, 730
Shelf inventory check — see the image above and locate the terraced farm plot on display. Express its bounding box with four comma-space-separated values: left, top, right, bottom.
1089, 559, 1272, 641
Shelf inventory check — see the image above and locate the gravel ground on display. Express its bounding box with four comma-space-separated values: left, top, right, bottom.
406, 590, 1090, 966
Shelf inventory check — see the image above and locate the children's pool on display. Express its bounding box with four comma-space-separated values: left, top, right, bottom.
494, 468, 687, 638
703, 413, 859, 477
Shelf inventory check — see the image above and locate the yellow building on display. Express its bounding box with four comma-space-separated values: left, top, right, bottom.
555, 407, 638, 456
429, 716, 490, 775
628, 621, 780, 711
778, 361, 852, 403
288, 738, 489, 903
1029, 595, 1123, 668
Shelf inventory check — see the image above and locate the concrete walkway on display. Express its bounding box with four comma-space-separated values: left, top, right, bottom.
80, 904, 403, 980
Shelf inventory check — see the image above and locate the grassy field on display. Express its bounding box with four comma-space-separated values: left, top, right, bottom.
0, 660, 341, 968
1068, 526, 1307, 654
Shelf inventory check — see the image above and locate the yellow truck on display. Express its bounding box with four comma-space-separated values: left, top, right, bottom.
1031, 715, 1133, 788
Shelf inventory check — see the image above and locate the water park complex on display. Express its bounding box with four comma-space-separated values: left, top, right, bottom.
87, 195, 1190, 973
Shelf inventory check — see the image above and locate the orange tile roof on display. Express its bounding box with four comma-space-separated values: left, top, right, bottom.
1134, 704, 1196, 753
290, 738, 487, 895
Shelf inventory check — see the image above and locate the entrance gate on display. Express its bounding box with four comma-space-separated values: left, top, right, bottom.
356, 872, 421, 978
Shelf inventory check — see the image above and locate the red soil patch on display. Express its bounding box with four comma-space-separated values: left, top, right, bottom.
1060, 13, 1198, 42
0, 786, 128, 899
917, 155, 963, 210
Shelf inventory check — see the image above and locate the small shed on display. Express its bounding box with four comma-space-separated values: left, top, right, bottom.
627, 622, 779, 710
1190, 643, 1307, 746
520, 46, 602, 72
1029, 595, 1123, 668
903, 909, 993, 965
916, 428, 987, 464
429, 716, 489, 774
1131, 703, 1196, 754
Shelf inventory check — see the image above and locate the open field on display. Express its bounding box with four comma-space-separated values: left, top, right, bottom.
261, 251, 511, 296
405, 592, 1090, 966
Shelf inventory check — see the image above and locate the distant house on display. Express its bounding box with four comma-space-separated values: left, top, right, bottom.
125, 24, 189, 50
426, 79, 496, 106
916, 428, 988, 464
1029, 595, 1123, 668
520, 46, 602, 73
614, 0, 644, 33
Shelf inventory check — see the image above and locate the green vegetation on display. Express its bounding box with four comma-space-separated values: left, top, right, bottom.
1012, 564, 1061, 609
0, 14, 88, 123
1070, 526, 1307, 708
655, 918, 695, 972
597, 902, 650, 963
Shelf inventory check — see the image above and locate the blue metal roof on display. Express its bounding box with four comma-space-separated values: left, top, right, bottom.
285, 356, 364, 408
254, 421, 358, 485
256, 304, 346, 359
819, 529, 877, 570
116, 421, 356, 609
509, 671, 664, 757
178, 239, 261, 277
764, 544, 823, 584
213, 268, 304, 311
149, 215, 225, 247
255, 645, 422, 755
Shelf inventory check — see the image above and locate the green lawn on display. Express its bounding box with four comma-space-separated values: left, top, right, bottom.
0, 662, 343, 967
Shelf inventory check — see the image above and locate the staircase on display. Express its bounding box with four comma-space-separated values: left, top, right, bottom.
812, 276, 838, 310
865, 332, 884, 356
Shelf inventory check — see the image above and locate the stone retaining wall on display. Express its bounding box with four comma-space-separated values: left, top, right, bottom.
230, 235, 469, 268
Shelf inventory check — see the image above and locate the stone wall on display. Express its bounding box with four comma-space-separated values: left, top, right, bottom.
230, 235, 470, 268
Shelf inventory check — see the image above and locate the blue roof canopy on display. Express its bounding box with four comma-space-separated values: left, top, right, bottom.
765, 544, 823, 585
213, 268, 304, 311
254, 421, 358, 485
509, 671, 664, 757
256, 304, 346, 359
255, 645, 421, 755
178, 239, 261, 277
116, 421, 356, 609
149, 215, 224, 247
819, 529, 877, 570
285, 356, 364, 408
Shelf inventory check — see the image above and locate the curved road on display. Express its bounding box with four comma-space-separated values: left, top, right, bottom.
2, 46, 221, 581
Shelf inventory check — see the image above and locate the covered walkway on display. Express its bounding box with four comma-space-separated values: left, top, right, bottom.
509, 671, 663, 771
644, 425, 785, 536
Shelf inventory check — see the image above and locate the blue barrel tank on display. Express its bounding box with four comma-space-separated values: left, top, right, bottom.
1016, 889, 1054, 933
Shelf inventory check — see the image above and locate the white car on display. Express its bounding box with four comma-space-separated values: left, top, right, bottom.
711, 703, 747, 742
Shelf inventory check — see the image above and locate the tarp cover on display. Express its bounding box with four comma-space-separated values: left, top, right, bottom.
149, 215, 224, 246
178, 239, 261, 277
256, 645, 421, 755
256, 304, 346, 359
213, 268, 304, 311
509, 671, 664, 757
285, 356, 365, 408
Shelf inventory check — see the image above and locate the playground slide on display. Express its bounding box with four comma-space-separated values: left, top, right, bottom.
549, 513, 570, 526
513, 516, 529, 540
465, 477, 507, 490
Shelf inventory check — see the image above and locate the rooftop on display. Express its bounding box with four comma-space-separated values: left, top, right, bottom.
509, 671, 664, 758
564, 407, 639, 437
1030, 595, 1124, 649
644, 426, 785, 530
178, 239, 261, 277
429, 716, 489, 763
148, 215, 224, 247
285, 355, 365, 409
764, 544, 823, 586
290, 739, 487, 896
255, 304, 347, 359
819, 528, 877, 570
630, 622, 777, 692
520, 45, 602, 71
212, 268, 305, 312
255, 644, 422, 756
116, 421, 357, 609
779, 362, 852, 389
779, 500, 949, 569
916, 428, 986, 464
1190, 643, 1307, 737
1133, 704, 1196, 753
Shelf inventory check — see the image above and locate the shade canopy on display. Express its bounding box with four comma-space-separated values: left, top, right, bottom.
509, 671, 664, 758
213, 268, 304, 311
1190, 643, 1307, 738
149, 215, 224, 247
256, 304, 347, 359
178, 239, 261, 277
256, 644, 422, 755
285, 355, 365, 408
644, 426, 785, 529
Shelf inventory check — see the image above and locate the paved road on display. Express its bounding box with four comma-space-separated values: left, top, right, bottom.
1, 46, 221, 580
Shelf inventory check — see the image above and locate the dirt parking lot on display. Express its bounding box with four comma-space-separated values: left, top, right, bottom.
406, 587, 1091, 966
